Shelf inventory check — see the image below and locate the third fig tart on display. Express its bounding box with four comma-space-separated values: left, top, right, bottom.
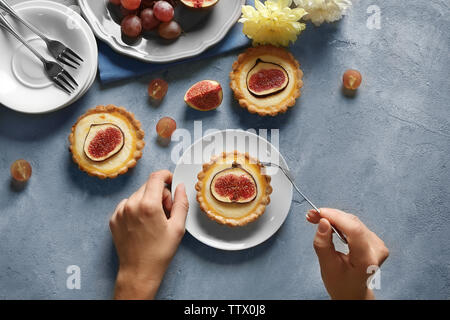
195, 151, 272, 227
230, 45, 303, 116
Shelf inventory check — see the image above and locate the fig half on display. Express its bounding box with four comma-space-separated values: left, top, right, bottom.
210, 163, 257, 203
84, 123, 124, 162
180, 0, 219, 9
184, 80, 223, 111
247, 59, 289, 96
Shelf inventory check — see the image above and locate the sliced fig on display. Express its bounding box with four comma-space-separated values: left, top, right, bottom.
180, 0, 219, 9
210, 164, 257, 203
83, 123, 124, 162
184, 80, 223, 111
247, 59, 289, 96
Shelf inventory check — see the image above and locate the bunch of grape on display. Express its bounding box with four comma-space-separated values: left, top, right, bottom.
109, 0, 182, 40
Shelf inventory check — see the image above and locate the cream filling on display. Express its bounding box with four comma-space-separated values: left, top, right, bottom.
73, 113, 135, 173
239, 55, 297, 109
202, 154, 267, 219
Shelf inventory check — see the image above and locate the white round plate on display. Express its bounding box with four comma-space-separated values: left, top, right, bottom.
78, 0, 245, 63
0, 1, 98, 114
172, 129, 293, 251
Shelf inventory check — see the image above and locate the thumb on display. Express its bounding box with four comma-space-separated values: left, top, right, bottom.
170, 183, 189, 231
313, 219, 342, 271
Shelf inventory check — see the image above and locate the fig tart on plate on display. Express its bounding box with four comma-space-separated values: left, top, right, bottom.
69, 105, 145, 179
195, 151, 272, 227
230, 45, 303, 116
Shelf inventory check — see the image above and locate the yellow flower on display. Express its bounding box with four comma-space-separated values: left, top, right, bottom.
239, 0, 307, 47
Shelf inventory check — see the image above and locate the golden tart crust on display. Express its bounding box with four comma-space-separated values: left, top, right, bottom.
195, 151, 273, 227
230, 45, 303, 116
69, 105, 145, 179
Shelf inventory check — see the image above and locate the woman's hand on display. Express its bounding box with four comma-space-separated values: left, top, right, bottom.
110, 170, 189, 300
306, 208, 389, 300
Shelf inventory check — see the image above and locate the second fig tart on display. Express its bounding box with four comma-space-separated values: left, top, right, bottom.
69, 105, 145, 179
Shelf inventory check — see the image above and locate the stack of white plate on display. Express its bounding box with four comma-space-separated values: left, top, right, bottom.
0, 1, 98, 114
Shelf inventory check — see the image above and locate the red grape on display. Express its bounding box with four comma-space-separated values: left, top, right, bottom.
148, 79, 169, 100
121, 0, 141, 10
121, 15, 142, 37
140, 8, 160, 31
156, 117, 177, 138
10, 159, 32, 182
158, 21, 181, 39
153, 1, 174, 22
343, 69, 362, 90
109, 0, 121, 5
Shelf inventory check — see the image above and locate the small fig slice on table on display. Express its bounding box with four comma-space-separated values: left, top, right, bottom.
247, 60, 289, 96
84, 123, 124, 162
184, 80, 223, 111
210, 164, 257, 203
180, 0, 219, 9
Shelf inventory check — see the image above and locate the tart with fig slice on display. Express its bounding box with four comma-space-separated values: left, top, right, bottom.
69, 105, 145, 179
230, 45, 303, 116
195, 151, 272, 227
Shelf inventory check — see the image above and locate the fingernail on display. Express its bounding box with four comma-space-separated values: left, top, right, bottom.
318, 219, 328, 233
178, 183, 186, 192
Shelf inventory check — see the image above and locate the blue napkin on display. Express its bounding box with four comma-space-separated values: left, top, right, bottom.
97, 7, 251, 83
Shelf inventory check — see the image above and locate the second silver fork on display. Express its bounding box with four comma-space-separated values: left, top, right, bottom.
0, 13, 78, 94
0, 0, 83, 68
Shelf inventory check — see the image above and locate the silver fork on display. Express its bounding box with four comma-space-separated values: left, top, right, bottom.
0, 13, 78, 94
0, 0, 83, 69
260, 161, 348, 244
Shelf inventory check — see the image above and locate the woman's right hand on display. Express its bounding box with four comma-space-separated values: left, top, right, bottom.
306, 208, 389, 300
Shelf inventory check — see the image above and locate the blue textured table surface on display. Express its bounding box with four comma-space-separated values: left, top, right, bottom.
0, 0, 449, 299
